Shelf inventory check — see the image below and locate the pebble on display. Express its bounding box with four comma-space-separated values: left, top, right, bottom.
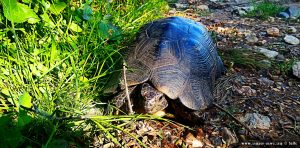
284, 35, 300, 45
168, 8, 176, 14
276, 54, 285, 62
234, 85, 256, 96
258, 77, 274, 86
292, 61, 300, 78
258, 47, 279, 58
286, 26, 297, 33
268, 17, 275, 22
266, 27, 280, 37
196, 5, 209, 11
233, 6, 254, 16
175, 3, 189, 10
245, 35, 258, 43
222, 127, 238, 146
240, 113, 271, 130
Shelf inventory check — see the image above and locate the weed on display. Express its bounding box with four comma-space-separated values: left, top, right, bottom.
245, 1, 285, 19
273, 58, 297, 76
221, 48, 270, 70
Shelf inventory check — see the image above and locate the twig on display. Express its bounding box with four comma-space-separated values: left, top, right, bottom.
212, 103, 253, 134
123, 62, 134, 115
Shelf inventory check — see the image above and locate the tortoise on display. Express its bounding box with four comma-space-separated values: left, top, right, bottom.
114, 16, 225, 114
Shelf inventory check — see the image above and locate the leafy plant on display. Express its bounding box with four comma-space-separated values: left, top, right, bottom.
0, 0, 168, 147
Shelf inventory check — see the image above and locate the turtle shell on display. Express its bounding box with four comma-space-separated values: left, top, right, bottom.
124, 16, 225, 110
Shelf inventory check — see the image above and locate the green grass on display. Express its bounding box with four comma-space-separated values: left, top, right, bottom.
244, 1, 285, 19
221, 48, 270, 70
0, 0, 168, 147
273, 58, 297, 76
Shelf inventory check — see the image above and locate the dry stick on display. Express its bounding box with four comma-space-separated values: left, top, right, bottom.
212, 103, 253, 134
123, 62, 134, 115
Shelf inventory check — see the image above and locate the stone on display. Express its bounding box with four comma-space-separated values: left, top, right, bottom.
286, 26, 297, 33
292, 62, 300, 78
175, 3, 189, 10
258, 77, 274, 86
233, 6, 254, 16
233, 85, 256, 96
268, 17, 275, 22
284, 35, 300, 45
240, 113, 271, 130
245, 35, 258, 43
185, 133, 204, 147
168, 8, 176, 14
286, 6, 300, 18
258, 40, 267, 45
196, 5, 209, 11
278, 12, 289, 18
276, 54, 285, 62
222, 127, 238, 146
266, 27, 280, 37
259, 47, 278, 58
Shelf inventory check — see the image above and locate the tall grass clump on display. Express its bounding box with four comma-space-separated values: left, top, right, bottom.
0, 0, 168, 147
245, 1, 284, 19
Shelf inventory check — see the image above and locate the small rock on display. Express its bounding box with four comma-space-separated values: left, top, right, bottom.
284, 35, 300, 45
258, 40, 267, 45
222, 127, 238, 146
210, 137, 222, 146
240, 113, 271, 130
276, 54, 285, 62
286, 26, 297, 33
175, 3, 189, 10
196, 5, 209, 11
259, 47, 279, 58
267, 17, 275, 22
266, 27, 280, 37
292, 61, 300, 78
245, 35, 258, 43
185, 133, 203, 147
238, 29, 252, 37
278, 12, 290, 18
233, 6, 254, 16
168, 8, 176, 14
258, 77, 274, 86
241, 6, 254, 12
286, 6, 300, 18
233, 85, 256, 96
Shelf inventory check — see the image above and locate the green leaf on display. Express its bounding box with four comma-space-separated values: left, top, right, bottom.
98, 21, 121, 40
40, 13, 55, 28
49, 2, 67, 15
18, 109, 32, 127
2, 0, 40, 23
83, 4, 93, 20
19, 92, 32, 108
0, 116, 24, 148
69, 22, 82, 32
50, 41, 59, 65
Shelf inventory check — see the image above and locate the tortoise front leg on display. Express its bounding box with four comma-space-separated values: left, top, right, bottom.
112, 86, 137, 109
